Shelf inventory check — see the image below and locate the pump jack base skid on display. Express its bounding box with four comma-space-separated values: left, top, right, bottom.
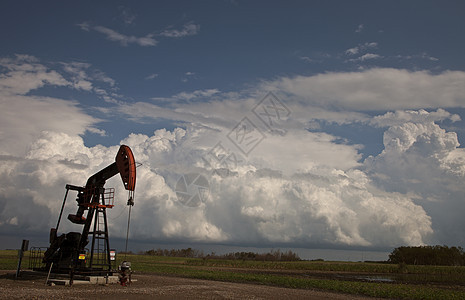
17, 270, 119, 286
48, 275, 120, 286
34, 266, 114, 276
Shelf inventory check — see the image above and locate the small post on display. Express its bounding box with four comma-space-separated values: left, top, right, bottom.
15, 239, 29, 278
45, 262, 53, 285
69, 267, 74, 286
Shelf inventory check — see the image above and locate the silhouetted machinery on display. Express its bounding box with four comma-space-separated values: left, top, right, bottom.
41, 145, 136, 275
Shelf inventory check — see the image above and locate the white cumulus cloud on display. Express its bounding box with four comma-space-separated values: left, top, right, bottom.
1, 55, 464, 250
371, 109, 461, 127
365, 112, 465, 245
0, 124, 436, 248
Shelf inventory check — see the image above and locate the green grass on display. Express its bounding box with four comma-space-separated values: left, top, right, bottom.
114, 253, 465, 299
153, 266, 464, 299
2, 250, 465, 299
0, 250, 27, 270
122, 258, 465, 299
186, 258, 465, 275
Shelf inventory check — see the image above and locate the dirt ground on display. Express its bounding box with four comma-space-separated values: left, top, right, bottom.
0, 270, 380, 300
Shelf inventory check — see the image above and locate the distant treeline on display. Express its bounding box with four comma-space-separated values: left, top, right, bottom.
142, 248, 301, 261
389, 245, 465, 266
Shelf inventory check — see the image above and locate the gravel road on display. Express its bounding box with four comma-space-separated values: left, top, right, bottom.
0, 271, 380, 299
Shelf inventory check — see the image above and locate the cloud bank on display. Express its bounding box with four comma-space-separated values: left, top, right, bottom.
1, 56, 464, 251
1, 126, 435, 248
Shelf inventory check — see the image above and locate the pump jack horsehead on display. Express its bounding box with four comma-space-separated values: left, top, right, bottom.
42, 145, 136, 275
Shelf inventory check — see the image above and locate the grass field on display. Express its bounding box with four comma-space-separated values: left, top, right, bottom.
2, 250, 465, 299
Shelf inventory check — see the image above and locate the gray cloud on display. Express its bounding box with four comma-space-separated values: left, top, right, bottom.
261, 68, 465, 110
159, 23, 200, 38
94, 26, 157, 46
77, 22, 157, 47
0, 55, 69, 95
0, 56, 102, 156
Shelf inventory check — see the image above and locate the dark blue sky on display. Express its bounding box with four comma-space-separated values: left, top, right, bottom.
3, 1, 464, 92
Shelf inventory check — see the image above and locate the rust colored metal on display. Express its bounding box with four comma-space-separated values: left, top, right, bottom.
116, 145, 136, 191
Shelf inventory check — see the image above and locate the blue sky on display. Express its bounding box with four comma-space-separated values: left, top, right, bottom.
3, 0, 464, 149
1, 1, 465, 257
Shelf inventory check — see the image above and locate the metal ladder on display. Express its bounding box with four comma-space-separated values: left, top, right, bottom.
89, 205, 111, 271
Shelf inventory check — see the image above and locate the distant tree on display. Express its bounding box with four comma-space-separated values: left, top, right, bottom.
389, 245, 465, 266
142, 248, 300, 261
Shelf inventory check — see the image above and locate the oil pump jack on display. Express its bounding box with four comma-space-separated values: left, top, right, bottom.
42, 145, 136, 275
